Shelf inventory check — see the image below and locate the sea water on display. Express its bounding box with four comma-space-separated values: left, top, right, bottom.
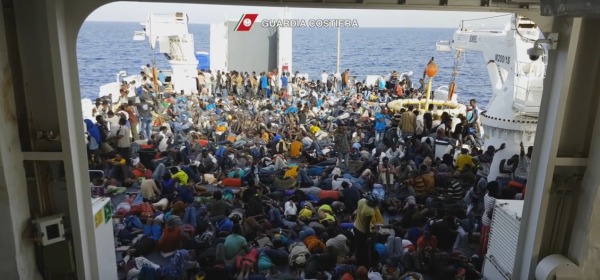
77, 21, 492, 107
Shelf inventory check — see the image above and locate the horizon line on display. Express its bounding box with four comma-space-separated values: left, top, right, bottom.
84, 19, 458, 29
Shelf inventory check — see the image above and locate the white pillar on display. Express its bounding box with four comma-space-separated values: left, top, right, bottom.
0, 4, 41, 279
44, 1, 98, 279
513, 17, 584, 279
563, 18, 600, 279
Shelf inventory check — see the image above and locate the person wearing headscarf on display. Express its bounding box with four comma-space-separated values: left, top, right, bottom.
157, 215, 183, 256
434, 164, 453, 189
170, 201, 186, 218
326, 234, 350, 261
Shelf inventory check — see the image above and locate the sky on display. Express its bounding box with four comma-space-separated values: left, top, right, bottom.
87, 2, 511, 28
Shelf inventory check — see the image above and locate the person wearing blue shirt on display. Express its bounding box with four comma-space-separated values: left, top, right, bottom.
206, 102, 216, 111
158, 71, 166, 84
260, 73, 268, 98
378, 77, 386, 92
135, 85, 143, 97
375, 113, 387, 143
285, 106, 298, 114
281, 74, 288, 89
175, 183, 195, 204
317, 96, 323, 109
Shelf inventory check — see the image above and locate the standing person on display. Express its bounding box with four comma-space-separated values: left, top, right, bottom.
236, 72, 244, 96
514, 142, 532, 185
353, 196, 378, 268
378, 157, 395, 191
125, 100, 140, 141
215, 70, 222, 94
272, 70, 280, 96
136, 98, 154, 141
480, 181, 500, 257
250, 72, 258, 98
342, 69, 350, 91
374, 112, 387, 143
260, 72, 269, 99
401, 105, 416, 137
85, 119, 102, 163
334, 124, 350, 167
334, 71, 342, 93
116, 117, 132, 162
321, 71, 328, 94
468, 99, 481, 134
281, 72, 289, 98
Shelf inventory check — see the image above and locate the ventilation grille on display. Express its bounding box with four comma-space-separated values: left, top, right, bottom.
487, 200, 524, 278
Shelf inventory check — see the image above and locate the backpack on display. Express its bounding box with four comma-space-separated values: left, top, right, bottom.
308, 166, 325, 176
304, 236, 326, 253
181, 224, 196, 240
131, 237, 156, 256
257, 252, 274, 273
288, 243, 311, 267
372, 184, 385, 201
196, 230, 215, 249
381, 254, 404, 280
274, 177, 296, 189
368, 270, 384, 280
263, 249, 289, 265
198, 245, 218, 267
215, 145, 226, 158
217, 218, 233, 233
289, 141, 303, 158
276, 140, 286, 154
284, 166, 298, 179
332, 265, 356, 280
341, 272, 354, 280
251, 147, 262, 159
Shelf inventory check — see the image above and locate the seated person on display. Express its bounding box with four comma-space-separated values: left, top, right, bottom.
298, 203, 315, 221
170, 166, 189, 185
160, 173, 178, 200
106, 153, 133, 182
173, 180, 195, 204
228, 166, 245, 178
209, 190, 232, 218
140, 178, 161, 202
223, 224, 248, 260
244, 188, 264, 217
131, 158, 151, 179
157, 215, 183, 255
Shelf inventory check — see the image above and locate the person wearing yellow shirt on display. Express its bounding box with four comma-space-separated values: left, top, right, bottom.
260, 128, 270, 144
318, 204, 336, 224
309, 125, 321, 135
456, 148, 474, 171
106, 153, 131, 182
371, 207, 384, 225
108, 154, 126, 165
170, 166, 189, 185
353, 197, 378, 267
299, 202, 315, 221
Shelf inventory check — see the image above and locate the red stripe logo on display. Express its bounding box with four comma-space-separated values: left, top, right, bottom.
235, 14, 259, 32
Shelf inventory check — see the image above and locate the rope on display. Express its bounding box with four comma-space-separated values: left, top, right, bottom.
461, 13, 512, 22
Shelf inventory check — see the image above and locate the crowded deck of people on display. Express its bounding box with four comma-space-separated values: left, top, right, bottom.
84, 66, 531, 280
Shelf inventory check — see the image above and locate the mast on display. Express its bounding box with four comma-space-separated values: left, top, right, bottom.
448, 50, 462, 101
336, 26, 340, 74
